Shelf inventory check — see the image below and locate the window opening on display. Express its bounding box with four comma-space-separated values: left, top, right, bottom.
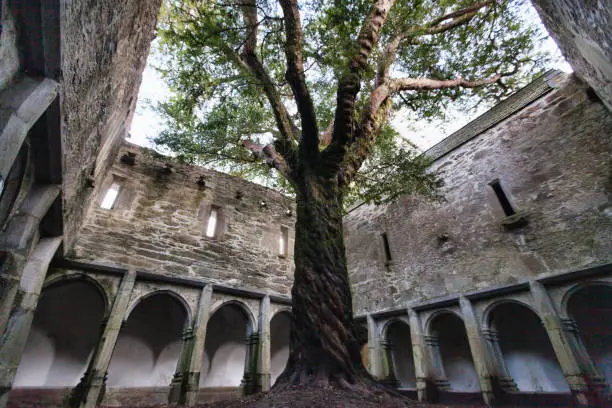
489, 179, 515, 216
381, 232, 392, 262
100, 182, 121, 209
206, 207, 218, 238
279, 226, 289, 256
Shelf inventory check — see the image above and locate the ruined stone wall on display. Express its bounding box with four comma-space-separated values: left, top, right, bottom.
345, 74, 612, 314
0, 0, 20, 91
71, 143, 296, 295
532, 0, 612, 110
60, 0, 162, 250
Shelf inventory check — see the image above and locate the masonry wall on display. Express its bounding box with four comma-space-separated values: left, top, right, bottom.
0, 0, 20, 91
60, 0, 162, 249
532, 0, 612, 110
345, 74, 612, 314
71, 143, 296, 295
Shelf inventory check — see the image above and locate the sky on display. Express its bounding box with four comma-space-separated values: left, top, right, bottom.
126, 3, 572, 154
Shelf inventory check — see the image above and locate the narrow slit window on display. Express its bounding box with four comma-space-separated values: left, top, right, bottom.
100, 182, 121, 209
489, 179, 516, 216
206, 207, 218, 238
381, 232, 392, 262
279, 226, 289, 256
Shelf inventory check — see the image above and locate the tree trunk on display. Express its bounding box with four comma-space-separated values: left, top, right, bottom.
274, 170, 368, 388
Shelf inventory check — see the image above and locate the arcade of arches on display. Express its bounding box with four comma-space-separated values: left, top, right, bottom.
9, 272, 612, 407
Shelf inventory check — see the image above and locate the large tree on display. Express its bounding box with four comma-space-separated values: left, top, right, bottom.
153, 0, 549, 390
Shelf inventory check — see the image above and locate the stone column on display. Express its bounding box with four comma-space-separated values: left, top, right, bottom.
242, 332, 260, 395
425, 334, 450, 391
257, 296, 271, 392
530, 281, 593, 406
0, 237, 62, 408
459, 296, 497, 406
380, 339, 398, 387
79, 269, 136, 408
184, 285, 212, 406
481, 328, 517, 392
168, 326, 194, 404
366, 314, 383, 379
560, 317, 607, 396
408, 308, 436, 402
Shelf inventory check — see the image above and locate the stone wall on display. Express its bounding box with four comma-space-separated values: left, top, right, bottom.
345, 74, 612, 314
60, 0, 162, 249
532, 0, 612, 110
71, 143, 296, 295
0, 0, 20, 91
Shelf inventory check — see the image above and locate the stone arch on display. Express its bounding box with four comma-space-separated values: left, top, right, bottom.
428, 311, 480, 392
488, 301, 569, 392
107, 291, 189, 387
42, 272, 111, 318
126, 289, 192, 328
200, 301, 253, 387
0, 142, 29, 230
481, 298, 539, 331
270, 310, 291, 385
383, 318, 416, 389
565, 282, 612, 384
14, 279, 106, 387
560, 280, 612, 318
424, 308, 462, 335
209, 299, 256, 334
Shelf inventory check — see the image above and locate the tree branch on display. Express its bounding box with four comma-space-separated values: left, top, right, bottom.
278, 0, 319, 161
428, 1, 492, 28
323, 0, 397, 166
389, 74, 502, 93
243, 139, 292, 180
237, 0, 298, 158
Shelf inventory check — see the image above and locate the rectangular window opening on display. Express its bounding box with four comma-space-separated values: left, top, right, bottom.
206, 207, 218, 238
100, 182, 121, 209
489, 179, 516, 216
381, 232, 392, 262
279, 226, 289, 257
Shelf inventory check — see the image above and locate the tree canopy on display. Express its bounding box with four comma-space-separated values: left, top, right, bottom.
152, 0, 551, 207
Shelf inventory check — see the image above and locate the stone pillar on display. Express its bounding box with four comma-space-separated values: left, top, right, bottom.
0, 237, 62, 408
380, 339, 398, 387
560, 317, 608, 397
459, 296, 497, 406
257, 296, 271, 392
78, 270, 136, 408
184, 285, 212, 406
366, 314, 383, 379
481, 328, 517, 392
408, 308, 436, 402
242, 332, 260, 395
530, 281, 593, 406
168, 326, 194, 404
425, 334, 450, 391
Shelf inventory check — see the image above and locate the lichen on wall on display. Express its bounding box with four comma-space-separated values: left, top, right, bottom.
345, 74, 612, 314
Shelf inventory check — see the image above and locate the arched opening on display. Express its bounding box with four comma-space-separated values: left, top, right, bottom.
14, 280, 106, 387
490, 302, 569, 392
107, 292, 188, 387
567, 284, 612, 384
270, 312, 290, 385
430, 313, 480, 392
386, 320, 416, 389
200, 303, 251, 387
